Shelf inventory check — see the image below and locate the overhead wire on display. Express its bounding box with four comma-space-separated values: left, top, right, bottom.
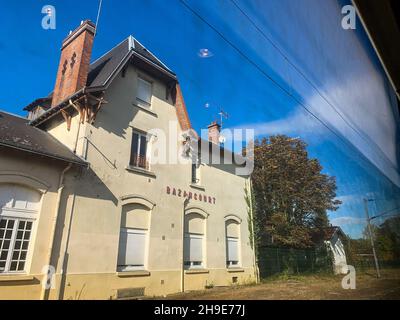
177, 0, 398, 177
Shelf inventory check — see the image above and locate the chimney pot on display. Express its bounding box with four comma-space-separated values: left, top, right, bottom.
208, 121, 221, 145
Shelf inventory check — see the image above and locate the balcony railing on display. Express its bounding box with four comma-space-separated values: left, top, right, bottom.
130, 153, 149, 170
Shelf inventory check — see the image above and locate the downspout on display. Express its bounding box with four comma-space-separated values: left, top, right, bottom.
181, 198, 189, 292
40, 163, 72, 300
248, 179, 259, 284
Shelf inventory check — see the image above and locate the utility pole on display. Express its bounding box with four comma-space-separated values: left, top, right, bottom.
364, 198, 381, 278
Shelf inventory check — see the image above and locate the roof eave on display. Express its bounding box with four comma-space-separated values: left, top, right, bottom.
0, 141, 88, 167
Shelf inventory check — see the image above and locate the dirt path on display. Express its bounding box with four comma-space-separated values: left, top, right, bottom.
165, 269, 400, 300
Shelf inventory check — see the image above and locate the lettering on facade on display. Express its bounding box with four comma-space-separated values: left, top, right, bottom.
166, 186, 216, 205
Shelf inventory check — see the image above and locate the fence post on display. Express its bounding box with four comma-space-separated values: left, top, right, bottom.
311, 249, 314, 273
277, 247, 280, 274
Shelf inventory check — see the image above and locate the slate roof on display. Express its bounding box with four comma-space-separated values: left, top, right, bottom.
0, 111, 86, 166
26, 36, 177, 124
323, 226, 346, 241
87, 36, 176, 88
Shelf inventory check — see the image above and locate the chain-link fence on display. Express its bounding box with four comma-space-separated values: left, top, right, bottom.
348, 255, 400, 273
257, 245, 333, 278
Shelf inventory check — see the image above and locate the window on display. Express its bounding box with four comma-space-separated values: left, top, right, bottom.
117, 203, 150, 272
226, 219, 241, 268
130, 131, 149, 170
0, 184, 41, 274
117, 228, 147, 271
184, 213, 205, 268
184, 233, 203, 268
136, 77, 152, 107
191, 158, 201, 184
226, 237, 239, 267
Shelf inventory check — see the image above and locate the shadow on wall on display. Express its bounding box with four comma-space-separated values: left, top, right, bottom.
91, 69, 171, 139
48, 166, 118, 300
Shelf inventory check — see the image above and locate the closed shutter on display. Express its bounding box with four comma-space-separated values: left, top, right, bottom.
137, 78, 152, 105
184, 233, 203, 263
227, 237, 239, 262
190, 235, 203, 262
118, 228, 146, 268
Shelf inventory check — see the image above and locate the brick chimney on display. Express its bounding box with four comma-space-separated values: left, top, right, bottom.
51, 20, 96, 107
208, 121, 221, 145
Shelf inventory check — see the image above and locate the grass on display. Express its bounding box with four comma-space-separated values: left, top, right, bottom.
164, 268, 400, 300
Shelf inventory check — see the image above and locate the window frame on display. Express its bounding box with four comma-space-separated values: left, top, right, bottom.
0, 217, 34, 274
184, 232, 204, 269
117, 227, 148, 272
191, 157, 202, 185
130, 130, 150, 170
226, 236, 240, 268
136, 76, 153, 108
0, 184, 41, 275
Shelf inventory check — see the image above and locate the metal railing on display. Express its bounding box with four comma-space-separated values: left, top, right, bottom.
130, 153, 149, 170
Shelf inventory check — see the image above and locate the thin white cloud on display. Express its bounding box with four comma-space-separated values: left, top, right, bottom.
335, 194, 361, 205
331, 216, 365, 226
229, 108, 323, 138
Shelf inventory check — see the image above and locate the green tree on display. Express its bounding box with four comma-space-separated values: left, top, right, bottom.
362, 216, 400, 261
252, 135, 341, 249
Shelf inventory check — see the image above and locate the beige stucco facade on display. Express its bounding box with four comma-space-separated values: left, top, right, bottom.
0, 55, 256, 300
0, 147, 77, 299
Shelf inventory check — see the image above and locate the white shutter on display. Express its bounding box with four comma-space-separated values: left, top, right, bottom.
227, 237, 239, 262
118, 228, 146, 268
137, 78, 152, 105
189, 235, 203, 262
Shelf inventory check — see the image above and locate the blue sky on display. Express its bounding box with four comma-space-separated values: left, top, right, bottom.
0, 0, 399, 238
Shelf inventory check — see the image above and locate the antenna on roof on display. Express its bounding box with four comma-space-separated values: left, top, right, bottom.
218, 108, 229, 129
94, 0, 103, 37
204, 103, 230, 129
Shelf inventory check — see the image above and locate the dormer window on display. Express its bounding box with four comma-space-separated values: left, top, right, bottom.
136, 77, 152, 108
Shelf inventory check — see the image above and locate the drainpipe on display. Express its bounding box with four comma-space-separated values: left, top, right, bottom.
40, 163, 72, 300
248, 179, 259, 284
181, 198, 190, 292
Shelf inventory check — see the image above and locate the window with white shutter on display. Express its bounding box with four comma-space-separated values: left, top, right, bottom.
225, 219, 241, 268
184, 213, 206, 269
226, 237, 239, 267
184, 233, 203, 268
117, 228, 147, 271
117, 203, 150, 272
136, 77, 152, 107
